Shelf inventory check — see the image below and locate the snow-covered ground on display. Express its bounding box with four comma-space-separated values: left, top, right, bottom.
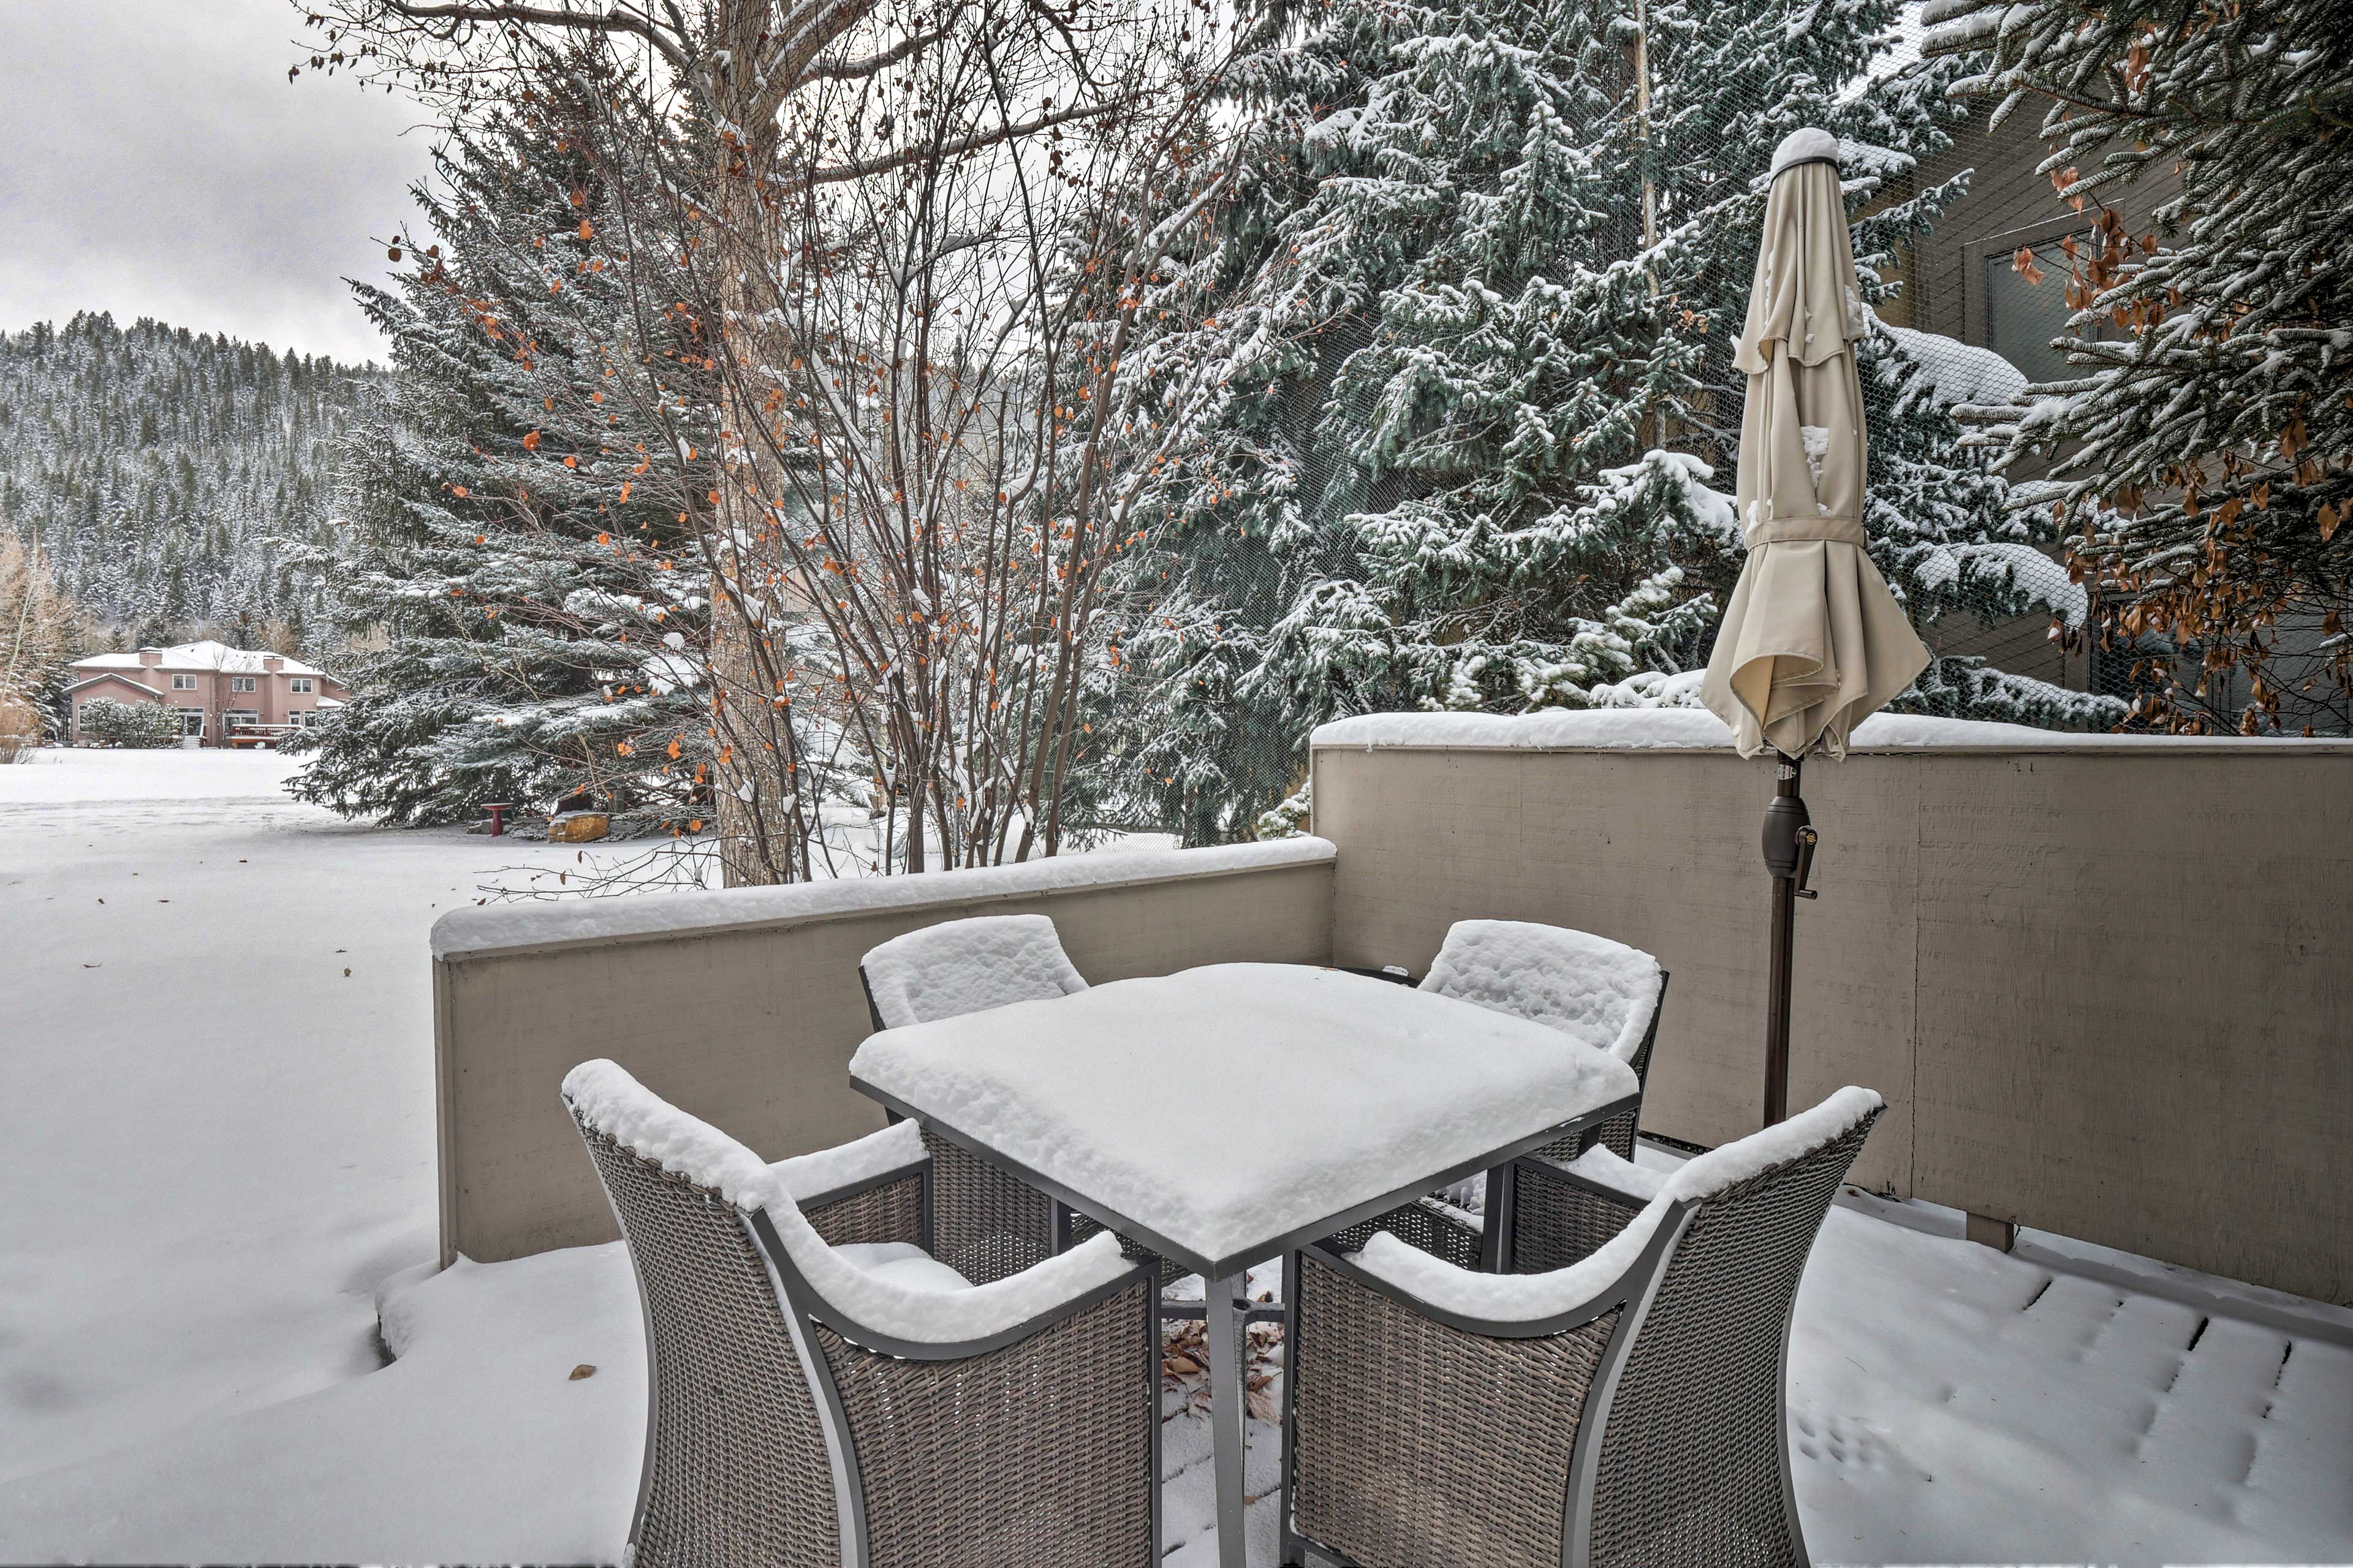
0, 748, 574, 1486
3, 747, 2349, 1564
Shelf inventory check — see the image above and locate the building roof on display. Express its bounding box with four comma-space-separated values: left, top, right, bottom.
63, 672, 168, 697
69, 641, 330, 678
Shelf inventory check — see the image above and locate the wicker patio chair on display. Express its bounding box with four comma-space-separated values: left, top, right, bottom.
858, 915, 1188, 1292
1281, 1086, 1884, 1568
857, 915, 1089, 1284
1289, 925, 1667, 1281
564, 1058, 1159, 1568
1419, 920, 1669, 1165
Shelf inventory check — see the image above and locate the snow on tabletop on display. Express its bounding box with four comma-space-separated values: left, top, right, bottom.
862, 912, 1088, 1028
849, 964, 1639, 1267
563, 1061, 1129, 1343
1352, 1088, 1881, 1322
1419, 920, 1661, 1062
1311, 708, 2353, 752
431, 835, 1335, 959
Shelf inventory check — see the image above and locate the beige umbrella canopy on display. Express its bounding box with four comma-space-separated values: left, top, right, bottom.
1705, 129, 1934, 1127
1702, 127, 1930, 760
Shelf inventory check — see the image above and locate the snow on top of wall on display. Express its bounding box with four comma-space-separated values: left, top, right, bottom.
1311, 708, 2353, 754
431, 835, 1336, 960
1317, 707, 1737, 751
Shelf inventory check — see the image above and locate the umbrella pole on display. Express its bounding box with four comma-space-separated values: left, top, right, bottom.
1761, 751, 1818, 1125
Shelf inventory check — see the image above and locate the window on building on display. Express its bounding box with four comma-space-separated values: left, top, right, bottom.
225, 709, 261, 735
287, 710, 322, 729
1985, 233, 2091, 387
171, 673, 197, 691
180, 711, 205, 737
231, 676, 257, 693
289, 676, 315, 694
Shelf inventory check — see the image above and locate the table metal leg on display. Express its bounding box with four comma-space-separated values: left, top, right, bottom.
1479, 1158, 1518, 1273
1205, 1268, 1249, 1568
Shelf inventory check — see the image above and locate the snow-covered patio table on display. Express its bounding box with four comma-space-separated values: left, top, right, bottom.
847, 960, 1640, 1568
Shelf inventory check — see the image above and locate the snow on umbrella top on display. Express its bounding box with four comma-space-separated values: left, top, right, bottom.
1702, 129, 1930, 760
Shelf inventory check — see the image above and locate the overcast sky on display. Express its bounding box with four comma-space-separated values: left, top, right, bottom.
0, 1, 434, 366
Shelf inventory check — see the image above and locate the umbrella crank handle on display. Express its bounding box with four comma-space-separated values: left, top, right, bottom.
1793, 825, 1820, 899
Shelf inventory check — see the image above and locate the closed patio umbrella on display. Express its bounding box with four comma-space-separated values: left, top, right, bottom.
1702, 127, 1930, 1126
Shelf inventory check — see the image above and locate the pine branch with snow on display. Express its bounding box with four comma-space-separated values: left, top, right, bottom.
1925, 0, 2352, 734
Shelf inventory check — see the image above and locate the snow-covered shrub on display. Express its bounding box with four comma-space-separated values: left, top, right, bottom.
1254, 782, 1311, 841
78, 699, 181, 748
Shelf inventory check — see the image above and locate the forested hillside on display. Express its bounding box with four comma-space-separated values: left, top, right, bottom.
0, 312, 379, 644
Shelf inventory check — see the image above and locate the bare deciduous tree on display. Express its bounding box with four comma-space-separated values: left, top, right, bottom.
303, 0, 1237, 877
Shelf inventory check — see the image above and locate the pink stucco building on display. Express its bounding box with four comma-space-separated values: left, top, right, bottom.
64, 642, 347, 746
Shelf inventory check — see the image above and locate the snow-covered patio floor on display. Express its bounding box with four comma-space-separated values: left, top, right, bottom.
3, 748, 2348, 1564
4, 1165, 2348, 1565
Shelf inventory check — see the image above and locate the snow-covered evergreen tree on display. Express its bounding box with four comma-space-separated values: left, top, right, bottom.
1925, 0, 2352, 734
0, 314, 376, 636
1107, 0, 2113, 841
287, 104, 719, 830
0, 534, 92, 740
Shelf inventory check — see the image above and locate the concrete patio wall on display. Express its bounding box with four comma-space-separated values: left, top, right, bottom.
428, 840, 1336, 1265
1311, 719, 2353, 1303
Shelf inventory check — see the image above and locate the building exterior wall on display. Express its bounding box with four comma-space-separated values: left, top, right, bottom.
430, 850, 1339, 1265
66, 651, 346, 744
1311, 735, 2353, 1303
1894, 107, 2187, 699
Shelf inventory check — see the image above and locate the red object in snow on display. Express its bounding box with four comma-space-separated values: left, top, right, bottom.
483, 803, 515, 837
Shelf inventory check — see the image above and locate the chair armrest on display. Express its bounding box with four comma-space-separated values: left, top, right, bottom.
1344, 1189, 1670, 1331
1508, 1152, 1650, 1274
770, 1219, 1146, 1357
765, 1118, 927, 1204
802, 1163, 928, 1248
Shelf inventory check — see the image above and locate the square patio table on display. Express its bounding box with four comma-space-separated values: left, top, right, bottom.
848, 961, 1640, 1568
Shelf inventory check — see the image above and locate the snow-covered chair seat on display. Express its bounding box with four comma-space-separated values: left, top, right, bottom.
1284, 1087, 1884, 1568
563, 1059, 1154, 1568
857, 914, 1094, 1289
859, 913, 1089, 1030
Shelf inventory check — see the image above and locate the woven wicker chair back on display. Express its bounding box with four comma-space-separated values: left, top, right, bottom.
1583, 1108, 1880, 1568
575, 1115, 847, 1568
